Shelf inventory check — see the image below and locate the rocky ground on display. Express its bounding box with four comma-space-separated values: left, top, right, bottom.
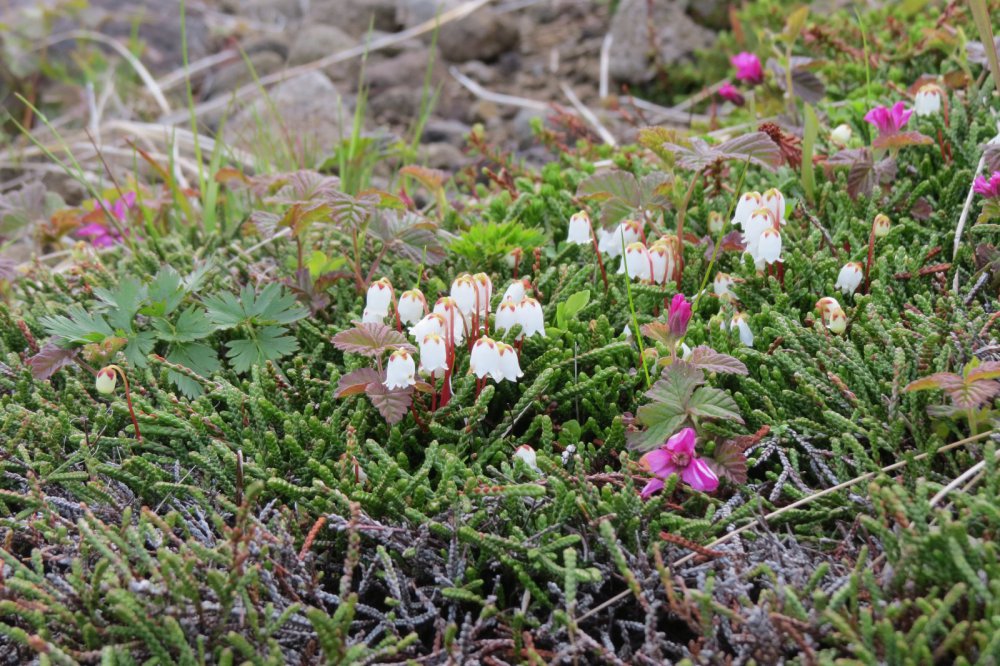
2, 0, 731, 181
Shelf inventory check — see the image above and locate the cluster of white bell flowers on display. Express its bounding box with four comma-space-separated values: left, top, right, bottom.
366, 274, 541, 399
732, 188, 786, 271
565, 209, 681, 285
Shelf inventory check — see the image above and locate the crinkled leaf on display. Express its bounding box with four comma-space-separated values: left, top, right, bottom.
640, 321, 673, 347
705, 439, 748, 484
984, 143, 1000, 173
687, 386, 744, 423
328, 191, 379, 231
663, 133, 782, 172
872, 131, 933, 150
629, 362, 705, 451
368, 210, 448, 265
365, 381, 412, 425
904, 372, 964, 393
0, 257, 17, 283
577, 170, 671, 228
332, 322, 415, 357
249, 210, 282, 239
0, 182, 62, 235
965, 360, 1000, 383
769, 57, 826, 104
400, 165, 449, 193
264, 170, 343, 205
687, 346, 748, 375
27, 341, 79, 380
336, 368, 381, 397
847, 154, 876, 200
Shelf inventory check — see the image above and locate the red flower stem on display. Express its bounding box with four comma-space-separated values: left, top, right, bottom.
864, 223, 877, 294
109, 365, 141, 441
590, 233, 609, 291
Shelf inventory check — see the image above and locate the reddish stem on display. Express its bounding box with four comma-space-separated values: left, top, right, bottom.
864, 223, 877, 294
590, 234, 609, 291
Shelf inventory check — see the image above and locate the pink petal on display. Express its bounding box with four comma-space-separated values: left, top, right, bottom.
681, 459, 719, 492
76, 223, 110, 237
665, 427, 697, 456
640, 448, 676, 477
640, 478, 664, 499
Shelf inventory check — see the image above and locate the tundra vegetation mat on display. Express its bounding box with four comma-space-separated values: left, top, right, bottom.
1, 0, 1000, 664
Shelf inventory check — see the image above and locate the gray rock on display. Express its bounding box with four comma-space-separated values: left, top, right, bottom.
220, 0, 303, 25
422, 119, 471, 145
287, 24, 358, 80
437, 9, 519, 63
608, 0, 716, 84
395, 0, 459, 30
202, 48, 286, 99
512, 108, 545, 150
225, 71, 352, 158
368, 85, 425, 125
366, 47, 444, 92
417, 142, 465, 170
306, 0, 397, 36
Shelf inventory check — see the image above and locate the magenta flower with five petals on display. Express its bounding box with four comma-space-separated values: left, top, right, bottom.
718, 82, 745, 106
973, 171, 1000, 199
731, 52, 763, 85
639, 427, 719, 498
863, 102, 912, 136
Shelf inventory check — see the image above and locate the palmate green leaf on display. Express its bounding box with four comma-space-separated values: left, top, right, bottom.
123, 331, 157, 368
40, 305, 114, 346
204, 284, 307, 330
166, 342, 221, 397
152, 307, 215, 343
93, 278, 145, 331
202, 290, 245, 329
142, 267, 186, 318
224, 325, 299, 374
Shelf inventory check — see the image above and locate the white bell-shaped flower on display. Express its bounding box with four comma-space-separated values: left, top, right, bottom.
743, 207, 774, 259
827, 306, 847, 334
873, 213, 891, 238
433, 297, 466, 344
501, 279, 529, 305
835, 262, 864, 295
618, 242, 652, 281
597, 225, 622, 257
497, 342, 523, 382
366, 277, 393, 314
566, 210, 593, 245
470, 336, 503, 381
451, 274, 477, 315
418, 333, 449, 377
398, 289, 427, 325
362, 308, 385, 324
96, 367, 117, 394
713, 272, 736, 302
516, 298, 546, 338
384, 350, 416, 389
621, 219, 643, 245
762, 188, 786, 226
914, 84, 942, 117
732, 191, 762, 228
494, 298, 519, 335
758, 227, 782, 265
513, 444, 541, 473
473, 273, 493, 316
830, 123, 852, 148
731, 312, 754, 346
648, 242, 669, 285
815, 297, 841, 317
410, 312, 445, 341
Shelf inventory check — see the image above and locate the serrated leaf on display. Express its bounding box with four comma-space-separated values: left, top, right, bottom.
400, 165, 448, 193
781, 5, 809, 45
123, 331, 157, 368
224, 325, 299, 374
40, 305, 114, 346
705, 439, 748, 484
328, 191, 379, 231
263, 170, 343, 205
166, 342, 221, 397
662, 133, 781, 172
332, 323, 415, 357
687, 346, 748, 375
872, 131, 933, 150
27, 341, 79, 380
336, 368, 381, 397
368, 210, 448, 265
904, 372, 963, 393
142, 267, 185, 317
577, 170, 671, 228
93, 278, 145, 331
152, 307, 214, 342
204, 284, 307, 330
687, 386, 744, 423
365, 381, 412, 425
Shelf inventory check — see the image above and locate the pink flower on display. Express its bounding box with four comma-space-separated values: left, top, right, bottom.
76, 192, 137, 248
718, 82, 745, 106
731, 52, 763, 85
864, 101, 912, 136
974, 171, 1000, 199
639, 428, 719, 498
667, 293, 691, 339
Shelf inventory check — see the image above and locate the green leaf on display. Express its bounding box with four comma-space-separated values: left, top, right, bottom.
204, 284, 307, 331
687, 346, 748, 375
556, 290, 591, 329
687, 386, 744, 423
167, 342, 221, 397
224, 325, 299, 374
202, 291, 245, 329
152, 307, 215, 342
93, 278, 145, 331
142, 267, 186, 318
40, 305, 114, 346
781, 5, 809, 46
123, 331, 157, 368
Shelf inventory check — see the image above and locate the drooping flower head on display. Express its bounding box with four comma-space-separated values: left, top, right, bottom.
494, 298, 520, 335
566, 210, 593, 245
835, 262, 864, 295
731, 312, 754, 347
418, 333, 449, 377
713, 272, 737, 303
514, 444, 541, 473
872, 213, 891, 238
433, 296, 465, 344
757, 227, 783, 265
864, 101, 912, 136
470, 336, 502, 381
731, 52, 763, 85
618, 242, 652, 282
516, 298, 546, 339
639, 427, 719, 498
501, 278, 530, 305
830, 123, 852, 148
667, 293, 692, 339
708, 211, 725, 235
762, 188, 786, 226
815, 297, 847, 334
743, 207, 776, 262
410, 312, 445, 341
366, 278, 394, 315
96, 366, 117, 394
914, 83, 943, 117
648, 242, 670, 285
451, 274, 477, 315
732, 191, 762, 229
497, 342, 523, 382
974, 172, 1000, 199
384, 350, 416, 389
398, 289, 427, 325
718, 82, 745, 106
473, 273, 493, 316
362, 308, 386, 324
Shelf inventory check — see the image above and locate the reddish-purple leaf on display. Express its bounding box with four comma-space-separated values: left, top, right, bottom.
336, 367, 381, 397
687, 346, 748, 375
872, 131, 933, 151
663, 133, 782, 172
365, 382, 413, 424
332, 323, 415, 357
705, 439, 748, 485
27, 341, 79, 380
